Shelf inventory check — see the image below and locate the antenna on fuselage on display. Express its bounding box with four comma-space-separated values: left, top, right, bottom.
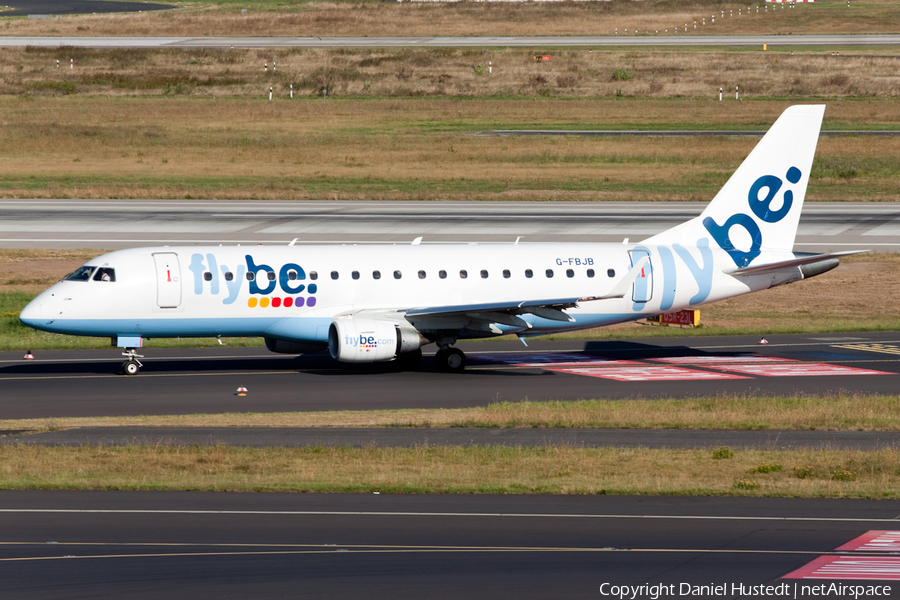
289, 238, 298, 246
515, 237, 521, 245
412, 237, 423, 245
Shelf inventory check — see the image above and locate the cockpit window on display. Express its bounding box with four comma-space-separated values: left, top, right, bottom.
65, 266, 96, 281
93, 268, 116, 282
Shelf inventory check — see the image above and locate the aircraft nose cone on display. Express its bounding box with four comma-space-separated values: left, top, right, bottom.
19, 295, 54, 329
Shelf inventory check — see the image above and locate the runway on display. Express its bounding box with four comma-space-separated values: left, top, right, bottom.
1, 35, 899, 49
1, 200, 896, 252
0, 491, 898, 600
2, 332, 898, 419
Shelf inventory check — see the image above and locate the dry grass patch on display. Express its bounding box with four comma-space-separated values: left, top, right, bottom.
1, 0, 897, 38
0, 444, 898, 497
1, 96, 898, 201
4, 393, 900, 432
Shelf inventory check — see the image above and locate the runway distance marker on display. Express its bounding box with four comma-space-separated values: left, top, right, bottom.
548, 366, 750, 382
705, 363, 893, 378
837, 531, 900, 553
782, 555, 900, 581
833, 343, 900, 356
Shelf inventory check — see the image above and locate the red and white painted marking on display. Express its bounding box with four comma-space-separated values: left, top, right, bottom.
837, 531, 900, 553
783, 556, 900, 581
549, 366, 750, 382
649, 355, 792, 365
705, 363, 892, 378
475, 353, 638, 368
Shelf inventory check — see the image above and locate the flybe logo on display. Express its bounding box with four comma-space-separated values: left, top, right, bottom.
188, 254, 317, 308
702, 167, 802, 268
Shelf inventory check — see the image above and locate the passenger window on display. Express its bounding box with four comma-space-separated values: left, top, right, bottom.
503, 269, 510, 279
587, 269, 595, 278
225, 272, 234, 281
203, 272, 213, 281
394, 270, 402, 279
418, 270, 426, 279
525, 269, 533, 279
64, 266, 95, 282
287, 270, 298, 281
459, 270, 468, 279
566, 269, 574, 278
481, 270, 489, 279
352, 271, 360, 280
267, 271, 276, 281
246, 272, 255, 281
331, 271, 339, 280
93, 268, 116, 282
439, 270, 447, 279
373, 270, 381, 280
607, 269, 615, 278
546, 269, 554, 278
310, 271, 318, 280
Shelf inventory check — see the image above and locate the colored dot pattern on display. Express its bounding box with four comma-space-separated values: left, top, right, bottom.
247, 296, 316, 308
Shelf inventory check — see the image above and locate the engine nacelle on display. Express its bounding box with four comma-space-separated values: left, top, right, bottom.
328, 318, 424, 363
264, 337, 327, 355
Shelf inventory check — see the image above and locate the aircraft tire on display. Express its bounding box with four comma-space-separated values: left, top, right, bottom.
121, 360, 140, 376
444, 348, 466, 372
434, 348, 449, 371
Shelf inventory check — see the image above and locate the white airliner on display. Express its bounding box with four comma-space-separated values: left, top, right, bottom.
20, 105, 856, 375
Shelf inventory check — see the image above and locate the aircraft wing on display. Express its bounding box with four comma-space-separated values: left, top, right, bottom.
724, 251, 866, 275
402, 257, 650, 328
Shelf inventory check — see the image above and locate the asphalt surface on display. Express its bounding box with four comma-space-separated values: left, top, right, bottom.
2, 332, 898, 419
0, 0, 172, 16
1, 35, 899, 49
1, 200, 895, 252
8, 426, 900, 450
0, 491, 898, 600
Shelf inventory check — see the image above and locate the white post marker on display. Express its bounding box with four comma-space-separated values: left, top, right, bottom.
56, 59, 59, 68
70, 58, 73, 69
273, 61, 276, 72
264, 62, 268, 73
290, 84, 293, 98
269, 86, 272, 100
323, 88, 327, 102
719, 87, 723, 101
736, 85, 739, 100
488, 61, 492, 75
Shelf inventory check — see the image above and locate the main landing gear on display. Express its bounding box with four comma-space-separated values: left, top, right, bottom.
434, 347, 466, 373
121, 348, 144, 376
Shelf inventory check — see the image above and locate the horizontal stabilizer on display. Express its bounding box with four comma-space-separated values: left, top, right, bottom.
724, 251, 865, 275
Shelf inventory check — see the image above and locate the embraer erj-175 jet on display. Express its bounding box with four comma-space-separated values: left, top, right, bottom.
20, 105, 856, 375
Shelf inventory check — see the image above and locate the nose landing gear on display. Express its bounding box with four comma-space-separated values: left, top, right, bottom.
121, 348, 144, 376
434, 347, 466, 372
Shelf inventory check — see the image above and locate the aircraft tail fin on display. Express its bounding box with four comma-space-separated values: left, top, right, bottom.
644, 105, 825, 267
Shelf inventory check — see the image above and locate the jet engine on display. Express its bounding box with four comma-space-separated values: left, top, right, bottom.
328, 318, 424, 363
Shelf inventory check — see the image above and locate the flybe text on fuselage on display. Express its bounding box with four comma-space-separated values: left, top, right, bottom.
187, 253, 318, 308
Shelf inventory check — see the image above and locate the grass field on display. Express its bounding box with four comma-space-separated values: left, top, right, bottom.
1, 0, 897, 38
8, 394, 900, 432
1, 96, 898, 201
0, 444, 897, 498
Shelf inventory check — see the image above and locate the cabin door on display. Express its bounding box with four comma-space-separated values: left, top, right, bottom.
153, 252, 182, 308
629, 249, 653, 303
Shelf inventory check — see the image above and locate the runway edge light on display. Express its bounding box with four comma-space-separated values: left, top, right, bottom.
236, 386, 248, 396
23, 350, 34, 360
758, 338, 769, 345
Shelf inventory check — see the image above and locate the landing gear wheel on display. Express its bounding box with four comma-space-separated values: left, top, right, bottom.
444, 348, 466, 372
435, 347, 466, 372
121, 360, 140, 376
